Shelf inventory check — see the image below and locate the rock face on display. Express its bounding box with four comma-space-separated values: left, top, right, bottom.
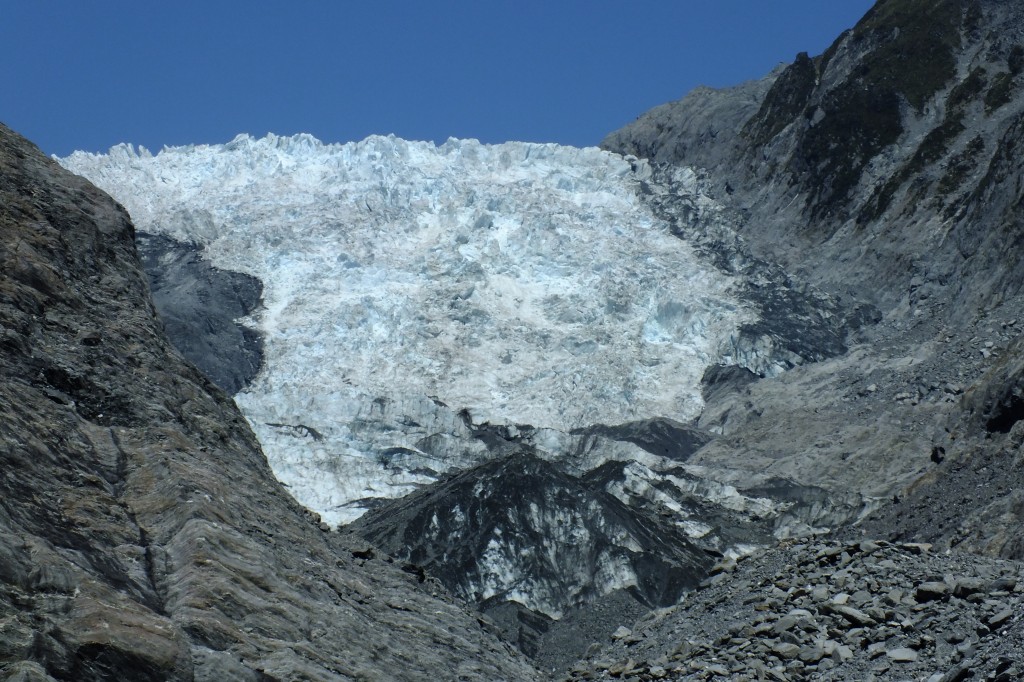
0, 123, 538, 680
136, 231, 263, 394
351, 452, 712, 620
348, 450, 716, 663
349, 451, 714, 661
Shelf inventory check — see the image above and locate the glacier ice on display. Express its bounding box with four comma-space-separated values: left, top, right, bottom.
61, 133, 755, 525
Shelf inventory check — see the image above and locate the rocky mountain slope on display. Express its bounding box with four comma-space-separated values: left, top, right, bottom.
0, 123, 537, 680
603, 0, 1024, 564
605, 0, 1024, 318
570, 538, 1024, 680
555, 0, 1024, 676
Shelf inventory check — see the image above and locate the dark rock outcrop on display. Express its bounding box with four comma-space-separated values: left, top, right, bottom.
136, 231, 263, 395
0, 123, 537, 680
350, 452, 712, 617
349, 452, 713, 665
571, 418, 711, 463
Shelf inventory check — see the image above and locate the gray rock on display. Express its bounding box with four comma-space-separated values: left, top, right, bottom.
772, 642, 801, 660
916, 582, 952, 602
953, 577, 988, 599
866, 606, 889, 623
831, 605, 877, 627
834, 645, 854, 662
939, 663, 973, 682
798, 644, 825, 664
136, 232, 263, 395
850, 589, 873, 606
887, 647, 919, 662
902, 544, 934, 555
773, 615, 799, 633
989, 577, 1018, 592
987, 609, 1013, 629
0, 662, 59, 682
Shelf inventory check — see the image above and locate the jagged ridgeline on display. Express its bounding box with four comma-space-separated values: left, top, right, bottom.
604, 0, 1024, 315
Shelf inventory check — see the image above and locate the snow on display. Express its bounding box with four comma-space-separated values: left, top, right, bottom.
61, 133, 754, 525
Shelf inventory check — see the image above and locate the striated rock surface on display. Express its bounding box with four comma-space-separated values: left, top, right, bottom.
0, 122, 538, 680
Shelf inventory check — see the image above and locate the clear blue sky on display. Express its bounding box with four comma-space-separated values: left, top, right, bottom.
3, 1, 875, 156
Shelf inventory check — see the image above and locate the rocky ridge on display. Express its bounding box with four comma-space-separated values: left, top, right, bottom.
605, 0, 1024, 318
568, 0, 1024, 676
350, 453, 713, 620
603, 0, 1024, 560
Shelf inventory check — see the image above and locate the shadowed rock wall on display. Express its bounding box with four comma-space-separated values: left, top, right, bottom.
136, 231, 263, 395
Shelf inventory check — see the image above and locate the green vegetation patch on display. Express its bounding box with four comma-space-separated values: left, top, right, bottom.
743, 52, 821, 146
851, 0, 966, 111
965, 110, 1024, 213
948, 67, 988, 111
857, 60, 989, 222
860, 114, 966, 222
1009, 45, 1024, 76
799, 87, 904, 219
985, 72, 1016, 114
787, 0, 971, 219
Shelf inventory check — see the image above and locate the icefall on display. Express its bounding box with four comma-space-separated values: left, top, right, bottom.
62, 134, 754, 524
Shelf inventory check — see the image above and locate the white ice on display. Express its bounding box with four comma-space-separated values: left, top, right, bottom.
61, 133, 754, 525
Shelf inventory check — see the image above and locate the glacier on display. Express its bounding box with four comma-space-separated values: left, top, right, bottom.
61, 133, 756, 525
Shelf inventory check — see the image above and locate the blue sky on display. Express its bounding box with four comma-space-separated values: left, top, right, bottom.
4, 2, 874, 156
